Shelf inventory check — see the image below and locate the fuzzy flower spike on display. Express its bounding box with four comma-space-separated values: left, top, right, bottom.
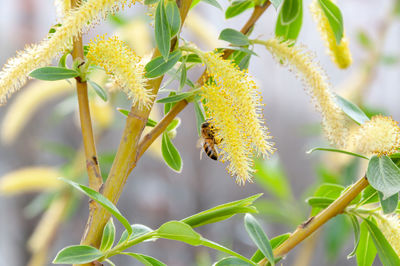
310, 0, 352, 69
0, 0, 135, 105
87, 35, 151, 108
200, 51, 275, 184
264, 38, 352, 148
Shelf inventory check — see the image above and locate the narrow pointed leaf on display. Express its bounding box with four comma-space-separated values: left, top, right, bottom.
155, 0, 171, 60
244, 214, 274, 265
363, 218, 400, 265
145, 50, 182, 78
214, 257, 254, 266
157, 91, 193, 103
60, 178, 132, 235
219, 28, 249, 46
378, 192, 399, 214
318, 0, 344, 43
356, 221, 377, 266
225, 0, 254, 19
275, 0, 303, 41
307, 147, 369, 160
100, 218, 116, 252
165, 1, 181, 37
335, 94, 369, 125
53, 245, 103, 264
88, 80, 108, 102
347, 214, 360, 258
161, 133, 182, 172
29, 67, 78, 81
123, 252, 166, 266
251, 233, 290, 262
117, 224, 153, 245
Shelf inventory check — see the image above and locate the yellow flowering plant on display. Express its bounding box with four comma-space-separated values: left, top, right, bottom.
0, 0, 399, 265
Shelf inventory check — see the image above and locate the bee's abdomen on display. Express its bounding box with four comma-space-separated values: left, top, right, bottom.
204, 143, 218, 160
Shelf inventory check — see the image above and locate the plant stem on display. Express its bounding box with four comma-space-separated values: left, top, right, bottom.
258, 176, 369, 265
77, 0, 194, 253
71, 0, 102, 192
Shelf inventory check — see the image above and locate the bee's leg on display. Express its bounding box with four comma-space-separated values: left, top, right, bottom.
199, 147, 204, 160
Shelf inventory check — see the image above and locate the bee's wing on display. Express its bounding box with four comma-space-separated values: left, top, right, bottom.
197, 138, 204, 160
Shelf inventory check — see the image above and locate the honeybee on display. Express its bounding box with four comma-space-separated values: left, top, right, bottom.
199, 121, 221, 160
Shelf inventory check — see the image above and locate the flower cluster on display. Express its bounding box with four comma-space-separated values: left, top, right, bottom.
264, 38, 352, 148
310, 0, 352, 69
87, 35, 151, 108
349, 115, 400, 156
201, 52, 275, 184
0, 0, 135, 105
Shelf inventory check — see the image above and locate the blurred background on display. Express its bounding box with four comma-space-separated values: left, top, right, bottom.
0, 0, 399, 265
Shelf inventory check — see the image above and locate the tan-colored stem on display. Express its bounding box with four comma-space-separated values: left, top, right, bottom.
258, 176, 369, 265
71, 0, 102, 191
78, 0, 193, 254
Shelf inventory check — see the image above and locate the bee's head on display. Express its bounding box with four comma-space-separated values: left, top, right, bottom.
201, 122, 210, 128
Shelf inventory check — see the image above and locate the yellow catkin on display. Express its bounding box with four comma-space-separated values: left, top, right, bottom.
377, 214, 400, 257
200, 52, 274, 184
1, 80, 73, 144
202, 84, 254, 184
0, 0, 134, 105
0, 167, 63, 195
203, 52, 274, 157
349, 115, 400, 156
54, 0, 72, 20
264, 38, 352, 147
115, 19, 153, 57
310, 0, 352, 69
87, 35, 151, 108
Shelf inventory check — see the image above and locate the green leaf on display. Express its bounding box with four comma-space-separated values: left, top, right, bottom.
60, 178, 132, 235
356, 30, 373, 50
117, 224, 153, 245
200, 239, 256, 265
182, 194, 261, 228
155, 0, 171, 60
318, 0, 344, 44
194, 101, 206, 136
275, 0, 303, 41
58, 52, 69, 68
157, 91, 193, 103
214, 257, 254, 266
156, 221, 255, 264
145, 50, 182, 78
156, 220, 202, 245
251, 233, 290, 262
335, 94, 369, 125
270, 0, 283, 10
179, 63, 187, 90
100, 218, 116, 252
356, 220, 377, 266
200, 0, 222, 10
117, 108, 158, 127
29, 67, 79, 81
225, 0, 254, 19
306, 197, 334, 210
166, 118, 181, 132
379, 192, 399, 214
347, 214, 360, 258
307, 147, 369, 160
53, 245, 103, 264
88, 80, 108, 102
161, 133, 182, 172
244, 214, 274, 266
219, 28, 250, 46
123, 252, 166, 266
367, 155, 400, 199
363, 218, 400, 266
165, 1, 181, 37
238, 54, 251, 70
280, 0, 301, 24
360, 185, 379, 205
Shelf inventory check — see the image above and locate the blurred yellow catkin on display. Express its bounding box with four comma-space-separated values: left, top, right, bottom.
377, 214, 400, 257
1, 80, 73, 144
0, 167, 63, 195
309, 0, 352, 69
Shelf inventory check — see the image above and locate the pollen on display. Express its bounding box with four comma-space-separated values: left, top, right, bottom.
0, 0, 135, 105
310, 0, 352, 69
87, 35, 151, 108
201, 52, 275, 184
264, 38, 352, 148
350, 115, 400, 156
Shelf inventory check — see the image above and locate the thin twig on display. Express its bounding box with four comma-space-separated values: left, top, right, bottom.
71, 0, 102, 192
258, 176, 369, 265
